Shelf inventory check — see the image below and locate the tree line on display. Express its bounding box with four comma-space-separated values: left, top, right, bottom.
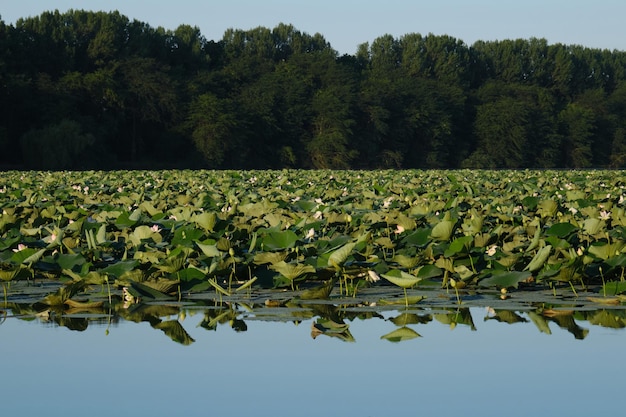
1, 9, 626, 170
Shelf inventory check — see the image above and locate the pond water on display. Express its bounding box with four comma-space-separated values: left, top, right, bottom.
1, 298, 624, 417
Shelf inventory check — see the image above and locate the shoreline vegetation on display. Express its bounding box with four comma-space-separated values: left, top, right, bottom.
1, 10, 626, 170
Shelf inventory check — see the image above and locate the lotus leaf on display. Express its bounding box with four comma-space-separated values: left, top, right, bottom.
327, 241, 357, 268
431, 217, 454, 241
524, 245, 552, 272
381, 269, 422, 288
588, 242, 625, 260
546, 222, 578, 238
478, 270, 532, 289
269, 261, 315, 281
262, 230, 299, 250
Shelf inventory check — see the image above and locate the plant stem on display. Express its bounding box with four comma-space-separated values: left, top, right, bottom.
600, 267, 606, 297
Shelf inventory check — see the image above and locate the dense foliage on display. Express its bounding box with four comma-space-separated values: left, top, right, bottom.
2, 169, 626, 305
2, 10, 626, 169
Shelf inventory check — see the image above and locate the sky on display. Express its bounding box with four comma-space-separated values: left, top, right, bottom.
2, 0, 626, 54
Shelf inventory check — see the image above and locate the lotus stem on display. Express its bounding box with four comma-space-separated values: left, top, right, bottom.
568, 281, 578, 297
105, 275, 112, 305
599, 266, 606, 297
404, 288, 408, 307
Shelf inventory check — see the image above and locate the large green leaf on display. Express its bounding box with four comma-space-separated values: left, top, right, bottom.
478, 270, 532, 289
327, 241, 357, 268
381, 269, 422, 289
545, 222, 577, 238
11, 248, 46, 264
524, 245, 552, 272
269, 261, 315, 280
100, 260, 139, 278
431, 219, 454, 242
262, 230, 299, 250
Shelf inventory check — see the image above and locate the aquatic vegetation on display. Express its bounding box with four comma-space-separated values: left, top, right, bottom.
0, 169, 625, 309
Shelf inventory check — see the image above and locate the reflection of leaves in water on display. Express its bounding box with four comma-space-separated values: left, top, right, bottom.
153, 320, 195, 345
311, 318, 354, 342
40, 280, 89, 306
231, 319, 247, 332
528, 311, 551, 335
381, 326, 421, 343
199, 308, 240, 331
116, 303, 180, 325
434, 308, 476, 330
544, 313, 588, 340
51, 314, 89, 331
585, 310, 626, 329
390, 312, 431, 326
484, 310, 528, 324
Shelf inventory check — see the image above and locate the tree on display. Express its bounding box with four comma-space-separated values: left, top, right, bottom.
20, 119, 96, 169
186, 93, 243, 167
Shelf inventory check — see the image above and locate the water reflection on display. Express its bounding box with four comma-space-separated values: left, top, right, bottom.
3, 299, 626, 344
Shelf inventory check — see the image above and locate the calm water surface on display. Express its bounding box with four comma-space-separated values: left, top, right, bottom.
1, 306, 623, 417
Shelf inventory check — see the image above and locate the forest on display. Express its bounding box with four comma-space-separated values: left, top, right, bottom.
1, 9, 626, 170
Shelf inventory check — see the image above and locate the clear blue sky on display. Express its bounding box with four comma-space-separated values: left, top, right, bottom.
2, 0, 625, 54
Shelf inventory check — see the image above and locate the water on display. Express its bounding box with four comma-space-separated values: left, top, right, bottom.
1, 304, 623, 417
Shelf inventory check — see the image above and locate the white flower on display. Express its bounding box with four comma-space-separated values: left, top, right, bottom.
486, 245, 498, 257
314, 198, 324, 205
619, 195, 625, 205
313, 210, 323, 220
394, 225, 405, 234
599, 210, 611, 221
577, 247, 584, 256
12, 243, 27, 252
150, 225, 162, 233
305, 228, 315, 240
367, 270, 381, 283
569, 207, 578, 215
